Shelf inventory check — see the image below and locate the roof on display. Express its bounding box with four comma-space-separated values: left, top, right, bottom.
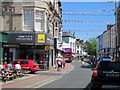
62, 32, 75, 37
75, 41, 83, 45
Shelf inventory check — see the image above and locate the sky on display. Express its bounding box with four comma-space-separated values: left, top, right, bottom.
61, 1, 118, 41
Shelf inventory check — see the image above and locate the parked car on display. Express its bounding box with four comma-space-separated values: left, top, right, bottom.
4, 59, 40, 73
90, 59, 120, 89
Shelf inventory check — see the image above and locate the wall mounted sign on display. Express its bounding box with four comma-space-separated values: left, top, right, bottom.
37, 34, 45, 43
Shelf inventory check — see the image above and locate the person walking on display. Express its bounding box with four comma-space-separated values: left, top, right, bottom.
62, 56, 66, 68
56, 56, 62, 71
81, 57, 85, 68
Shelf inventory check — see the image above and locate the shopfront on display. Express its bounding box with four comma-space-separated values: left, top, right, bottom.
5, 32, 54, 70
0, 31, 8, 62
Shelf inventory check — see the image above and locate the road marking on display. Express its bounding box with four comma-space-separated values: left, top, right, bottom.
34, 76, 62, 89
66, 66, 74, 74
62, 64, 74, 75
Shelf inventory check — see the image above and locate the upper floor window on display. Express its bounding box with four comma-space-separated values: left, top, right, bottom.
35, 10, 44, 32
23, 9, 34, 31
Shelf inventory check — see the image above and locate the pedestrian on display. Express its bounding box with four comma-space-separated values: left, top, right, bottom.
0, 61, 4, 71
56, 56, 62, 71
62, 56, 66, 68
6, 62, 12, 71
81, 57, 85, 68
14, 62, 21, 70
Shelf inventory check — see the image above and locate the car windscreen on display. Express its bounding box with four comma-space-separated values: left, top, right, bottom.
98, 62, 120, 71
64, 52, 71, 56
11, 61, 18, 64
33, 61, 38, 64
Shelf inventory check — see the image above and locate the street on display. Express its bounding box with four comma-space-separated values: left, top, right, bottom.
36, 60, 120, 89
37, 60, 92, 89
1, 60, 120, 89
1, 1, 120, 90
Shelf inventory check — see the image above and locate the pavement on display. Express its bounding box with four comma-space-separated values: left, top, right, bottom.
0, 63, 74, 89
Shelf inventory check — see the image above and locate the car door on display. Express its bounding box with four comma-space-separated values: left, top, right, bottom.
20, 61, 29, 68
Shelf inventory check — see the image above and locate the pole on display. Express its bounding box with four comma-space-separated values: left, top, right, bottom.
108, 0, 117, 58
115, 1, 118, 58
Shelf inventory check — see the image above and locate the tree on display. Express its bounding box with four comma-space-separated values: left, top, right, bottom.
84, 37, 97, 56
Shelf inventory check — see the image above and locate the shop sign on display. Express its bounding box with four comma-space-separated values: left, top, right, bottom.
45, 46, 50, 50
46, 34, 54, 46
38, 34, 45, 43
16, 35, 33, 41
46, 38, 54, 44
8, 33, 34, 44
3, 44, 19, 48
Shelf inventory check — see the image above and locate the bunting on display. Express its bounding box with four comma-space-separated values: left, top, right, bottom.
62, 30, 106, 32
62, 20, 113, 24
2, 8, 115, 15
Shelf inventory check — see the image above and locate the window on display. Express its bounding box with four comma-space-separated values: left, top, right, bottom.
20, 61, 28, 64
35, 10, 44, 32
23, 9, 34, 31
65, 48, 70, 51
33, 61, 38, 64
99, 62, 120, 71
64, 52, 71, 56
11, 61, 18, 64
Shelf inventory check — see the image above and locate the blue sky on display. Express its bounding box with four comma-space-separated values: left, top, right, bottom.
61, 0, 120, 2
61, 1, 118, 41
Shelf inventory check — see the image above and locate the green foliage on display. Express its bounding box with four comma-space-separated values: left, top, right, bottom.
84, 37, 97, 56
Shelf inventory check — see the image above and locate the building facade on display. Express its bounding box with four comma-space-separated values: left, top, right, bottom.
97, 24, 116, 58
1, 0, 62, 69
116, 5, 120, 57
75, 39, 84, 59
62, 32, 76, 57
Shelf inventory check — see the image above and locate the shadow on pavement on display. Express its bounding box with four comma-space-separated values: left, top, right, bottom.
83, 82, 91, 90
84, 81, 120, 90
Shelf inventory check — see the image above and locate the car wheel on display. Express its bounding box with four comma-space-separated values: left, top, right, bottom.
90, 82, 102, 90
31, 71, 35, 74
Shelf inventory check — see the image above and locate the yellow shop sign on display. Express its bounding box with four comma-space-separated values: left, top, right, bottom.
38, 34, 45, 43
45, 46, 50, 50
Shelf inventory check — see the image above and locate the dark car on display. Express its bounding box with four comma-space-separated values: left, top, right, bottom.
90, 59, 120, 89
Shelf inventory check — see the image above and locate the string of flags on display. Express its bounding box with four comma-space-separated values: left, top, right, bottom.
62, 20, 113, 24
62, 30, 106, 32
63, 33, 116, 36
2, 8, 115, 14
62, 9, 115, 14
